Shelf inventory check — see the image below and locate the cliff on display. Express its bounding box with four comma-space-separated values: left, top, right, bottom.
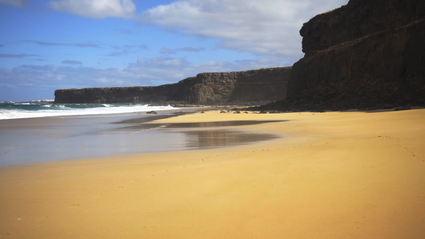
260, 0, 425, 111
54, 67, 291, 105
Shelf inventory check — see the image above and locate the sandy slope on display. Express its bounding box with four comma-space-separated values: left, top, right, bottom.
0, 109, 424, 238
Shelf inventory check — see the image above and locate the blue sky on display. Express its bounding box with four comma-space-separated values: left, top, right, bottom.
0, 0, 348, 101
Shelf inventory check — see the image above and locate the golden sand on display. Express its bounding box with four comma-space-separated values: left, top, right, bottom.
1, 109, 424, 238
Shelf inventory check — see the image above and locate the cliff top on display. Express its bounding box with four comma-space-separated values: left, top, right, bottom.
56, 67, 292, 91
301, 0, 425, 53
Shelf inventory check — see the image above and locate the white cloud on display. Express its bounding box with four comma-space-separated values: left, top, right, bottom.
0, 0, 28, 8
178, 47, 205, 52
106, 44, 141, 56
138, 0, 348, 57
23, 40, 102, 48
62, 60, 82, 65
114, 28, 135, 34
160, 47, 176, 54
0, 53, 38, 58
48, 0, 136, 19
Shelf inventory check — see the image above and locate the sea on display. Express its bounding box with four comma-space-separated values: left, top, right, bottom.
0, 100, 176, 120
0, 100, 278, 168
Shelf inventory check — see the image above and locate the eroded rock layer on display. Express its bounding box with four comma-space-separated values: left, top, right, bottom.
55, 67, 291, 105
262, 0, 425, 111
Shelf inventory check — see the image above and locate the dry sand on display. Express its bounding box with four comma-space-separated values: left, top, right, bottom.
1, 109, 424, 238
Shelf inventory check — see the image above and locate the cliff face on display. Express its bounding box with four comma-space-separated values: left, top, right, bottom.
267, 0, 425, 111
300, 0, 425, 55
54, 85, 176, 104
54, 67, 292, 105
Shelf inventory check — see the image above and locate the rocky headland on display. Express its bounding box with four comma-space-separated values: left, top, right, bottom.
54, 67, 292, 105
257, 0, 425, 111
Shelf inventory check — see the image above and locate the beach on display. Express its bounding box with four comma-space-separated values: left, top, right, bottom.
1, 109, 425, 238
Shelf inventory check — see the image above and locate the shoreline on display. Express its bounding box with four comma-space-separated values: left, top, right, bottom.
0, 107, 283, 168
0, 103, 195, 121
1, 109, 424, 238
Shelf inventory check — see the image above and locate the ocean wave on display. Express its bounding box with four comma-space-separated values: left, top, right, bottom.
0, 103, 178, 120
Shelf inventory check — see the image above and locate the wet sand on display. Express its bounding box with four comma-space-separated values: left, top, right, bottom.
0, 110, 278, 167
1, 109, 425, 238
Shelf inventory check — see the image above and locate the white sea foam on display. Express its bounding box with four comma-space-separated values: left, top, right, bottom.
0, 104, 178, 120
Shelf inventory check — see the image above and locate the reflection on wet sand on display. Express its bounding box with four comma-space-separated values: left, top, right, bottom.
111, 119, 284, 149
116, 120, 285, 131
183, 130, 279, 148
111, 112, 188, 125
164, 120, 285, 128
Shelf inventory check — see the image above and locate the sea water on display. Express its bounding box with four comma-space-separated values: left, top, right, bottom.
0, 101, 280, 167
0, 100, 176, 120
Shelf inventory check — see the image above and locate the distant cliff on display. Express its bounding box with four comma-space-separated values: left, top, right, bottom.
260, 0, 425, 111
55, 67, 292, 105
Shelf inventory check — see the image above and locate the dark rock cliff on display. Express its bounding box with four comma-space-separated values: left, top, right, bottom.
54, 67, 292, 105
260, 0, 425, 111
